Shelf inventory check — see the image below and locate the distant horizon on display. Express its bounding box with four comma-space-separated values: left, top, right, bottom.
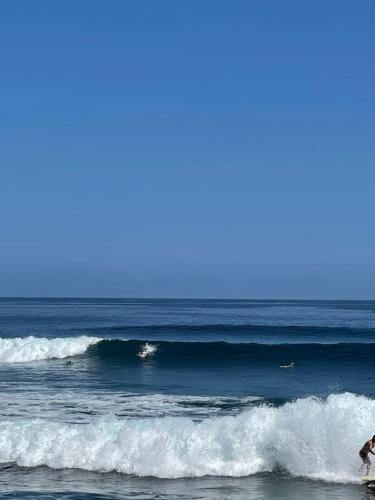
1, 296, 374, 302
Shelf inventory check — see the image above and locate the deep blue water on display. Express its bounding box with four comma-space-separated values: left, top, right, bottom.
0, 298, 374, 498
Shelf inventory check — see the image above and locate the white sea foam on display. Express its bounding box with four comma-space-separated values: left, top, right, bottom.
0, 393, 371, 482
0, 336, 101, 363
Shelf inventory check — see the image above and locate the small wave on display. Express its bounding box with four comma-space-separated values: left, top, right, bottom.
0, 393, 370, 481
0, 336, 102, 363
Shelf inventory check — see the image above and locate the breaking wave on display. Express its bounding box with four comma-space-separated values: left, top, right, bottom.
2, 336, 375, 367
0, 393, 375, 482
0, 336, 101, 363
0, 393, 371, 482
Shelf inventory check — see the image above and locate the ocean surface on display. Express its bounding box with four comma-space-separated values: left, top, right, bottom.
0, 298, 375, 499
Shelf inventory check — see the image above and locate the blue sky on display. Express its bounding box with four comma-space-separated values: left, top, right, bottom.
1, 1, 374, 298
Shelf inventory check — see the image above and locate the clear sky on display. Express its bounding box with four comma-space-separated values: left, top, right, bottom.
1, 1, 374, 299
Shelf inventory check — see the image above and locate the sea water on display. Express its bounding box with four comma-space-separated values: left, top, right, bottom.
0, 298, 374, 499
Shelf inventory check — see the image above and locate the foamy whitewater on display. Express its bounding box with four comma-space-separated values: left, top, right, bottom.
0, 336, 101, 362
0, 393, 369, 482
1, 298, 375, 499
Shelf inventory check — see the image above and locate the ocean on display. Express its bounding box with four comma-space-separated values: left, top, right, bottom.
0, 298, 374, 499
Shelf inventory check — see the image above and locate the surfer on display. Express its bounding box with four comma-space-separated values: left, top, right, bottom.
137, 342, 157, 359
279, 362, 295, 368
359, 436, 375, 474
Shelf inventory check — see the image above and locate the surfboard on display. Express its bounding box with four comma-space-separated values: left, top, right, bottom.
362, 475, 375, 488
361, 475, 375, 491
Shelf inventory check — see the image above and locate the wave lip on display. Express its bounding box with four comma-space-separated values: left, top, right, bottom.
0, 336, 102, 363
0, 393, 369, 482
76, 324, 375, 346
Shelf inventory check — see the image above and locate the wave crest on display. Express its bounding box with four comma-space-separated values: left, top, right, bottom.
0, 336, 101, 363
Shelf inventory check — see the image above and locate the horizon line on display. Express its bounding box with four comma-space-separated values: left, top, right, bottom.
0, 296, 374, 302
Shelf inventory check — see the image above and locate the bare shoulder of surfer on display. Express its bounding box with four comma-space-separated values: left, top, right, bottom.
361, 438, 375, 454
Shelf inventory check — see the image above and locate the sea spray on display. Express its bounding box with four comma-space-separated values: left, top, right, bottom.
137, 342, 157, 358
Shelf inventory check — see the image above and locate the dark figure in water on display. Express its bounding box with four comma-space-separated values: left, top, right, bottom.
359, 436, 375, 475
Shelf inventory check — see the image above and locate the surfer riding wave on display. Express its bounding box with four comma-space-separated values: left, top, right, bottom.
359, 435, 375, 475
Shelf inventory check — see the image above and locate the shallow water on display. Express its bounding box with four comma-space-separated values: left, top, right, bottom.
0, 468, 369, 499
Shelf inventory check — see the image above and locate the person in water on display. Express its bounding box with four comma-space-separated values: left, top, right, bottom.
359, 436, 375, 474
